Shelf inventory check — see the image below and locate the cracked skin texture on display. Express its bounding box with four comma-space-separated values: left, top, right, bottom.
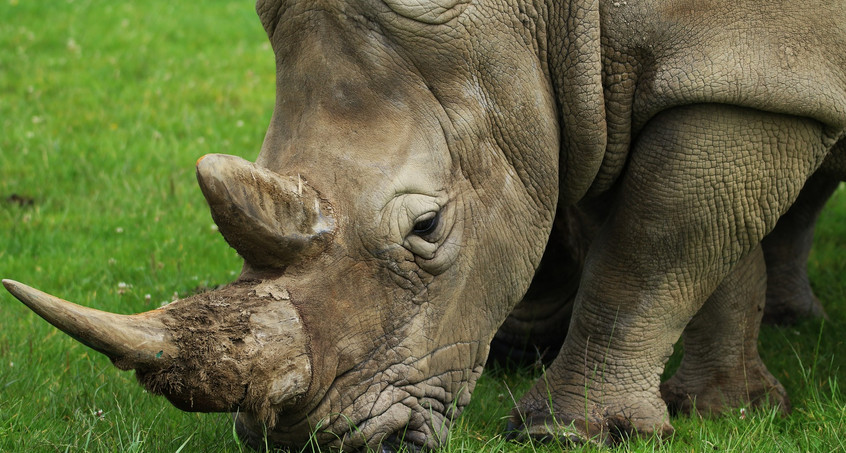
9, 0, 846, 451
504, 0, 846, 444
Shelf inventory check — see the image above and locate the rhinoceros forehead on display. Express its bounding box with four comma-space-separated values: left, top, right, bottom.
257, 103, 453, 211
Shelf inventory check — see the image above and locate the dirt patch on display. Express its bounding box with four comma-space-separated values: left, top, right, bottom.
4, 193, 34, 207
134, 281, 310, 427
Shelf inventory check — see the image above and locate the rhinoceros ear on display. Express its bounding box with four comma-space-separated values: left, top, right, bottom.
196, 154, 335, 269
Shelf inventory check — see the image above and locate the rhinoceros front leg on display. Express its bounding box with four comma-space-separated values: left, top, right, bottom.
660, 244, 790, 415
761, 171, 839, 325
509, 104, 834, 444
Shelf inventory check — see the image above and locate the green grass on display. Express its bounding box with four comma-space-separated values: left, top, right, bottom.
0, 1, 843, 451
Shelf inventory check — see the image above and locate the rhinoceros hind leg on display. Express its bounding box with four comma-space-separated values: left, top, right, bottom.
762, 172, 838, 325
661, 246, 791, 416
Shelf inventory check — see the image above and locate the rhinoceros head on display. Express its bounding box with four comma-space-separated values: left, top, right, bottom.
5, 0, 570, 450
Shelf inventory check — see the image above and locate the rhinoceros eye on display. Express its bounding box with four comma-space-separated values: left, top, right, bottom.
412, 212, 440, 237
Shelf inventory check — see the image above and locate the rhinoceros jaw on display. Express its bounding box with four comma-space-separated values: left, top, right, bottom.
2, 279, 176, 370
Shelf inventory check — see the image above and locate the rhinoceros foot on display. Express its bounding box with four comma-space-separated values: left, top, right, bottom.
507, 388, 674, 446
506, 410, 673, 447
763, 285, 828, 325
660, 361, 791, 417
505, 415, 600, 447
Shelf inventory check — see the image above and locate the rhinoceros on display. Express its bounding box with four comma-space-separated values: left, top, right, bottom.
490, 200, 790, 416
5, 0, 846, 450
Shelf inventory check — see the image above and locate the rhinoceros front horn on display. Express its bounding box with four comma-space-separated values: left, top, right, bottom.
2, 279, 175, 371
196, 154, 335, 269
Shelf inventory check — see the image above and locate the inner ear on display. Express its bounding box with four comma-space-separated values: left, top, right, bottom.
382, 0, 469, 25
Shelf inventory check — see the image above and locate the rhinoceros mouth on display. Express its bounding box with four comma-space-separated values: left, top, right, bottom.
279, 341, 485, 451
230, 336, 485, 451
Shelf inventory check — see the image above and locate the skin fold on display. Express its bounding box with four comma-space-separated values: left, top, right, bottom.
5, 0, 846, 450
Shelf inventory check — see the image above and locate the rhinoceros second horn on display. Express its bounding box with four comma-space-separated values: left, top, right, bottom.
2, 279, 176, 370
196, 153, 335, 269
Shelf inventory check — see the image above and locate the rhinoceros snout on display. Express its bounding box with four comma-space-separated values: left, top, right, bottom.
3, 278, 313, 426
138, 281, 313, 422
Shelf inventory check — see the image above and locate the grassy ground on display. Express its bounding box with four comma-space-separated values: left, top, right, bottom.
1, 1, 843, 451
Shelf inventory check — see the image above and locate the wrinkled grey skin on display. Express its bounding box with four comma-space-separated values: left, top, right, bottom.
506, 0, 846, 442
658, 244, 790, 417
6, 0, 846, 450
492, 201, 791, 419
493, 170, 841, 365
492, 169, 837, 422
